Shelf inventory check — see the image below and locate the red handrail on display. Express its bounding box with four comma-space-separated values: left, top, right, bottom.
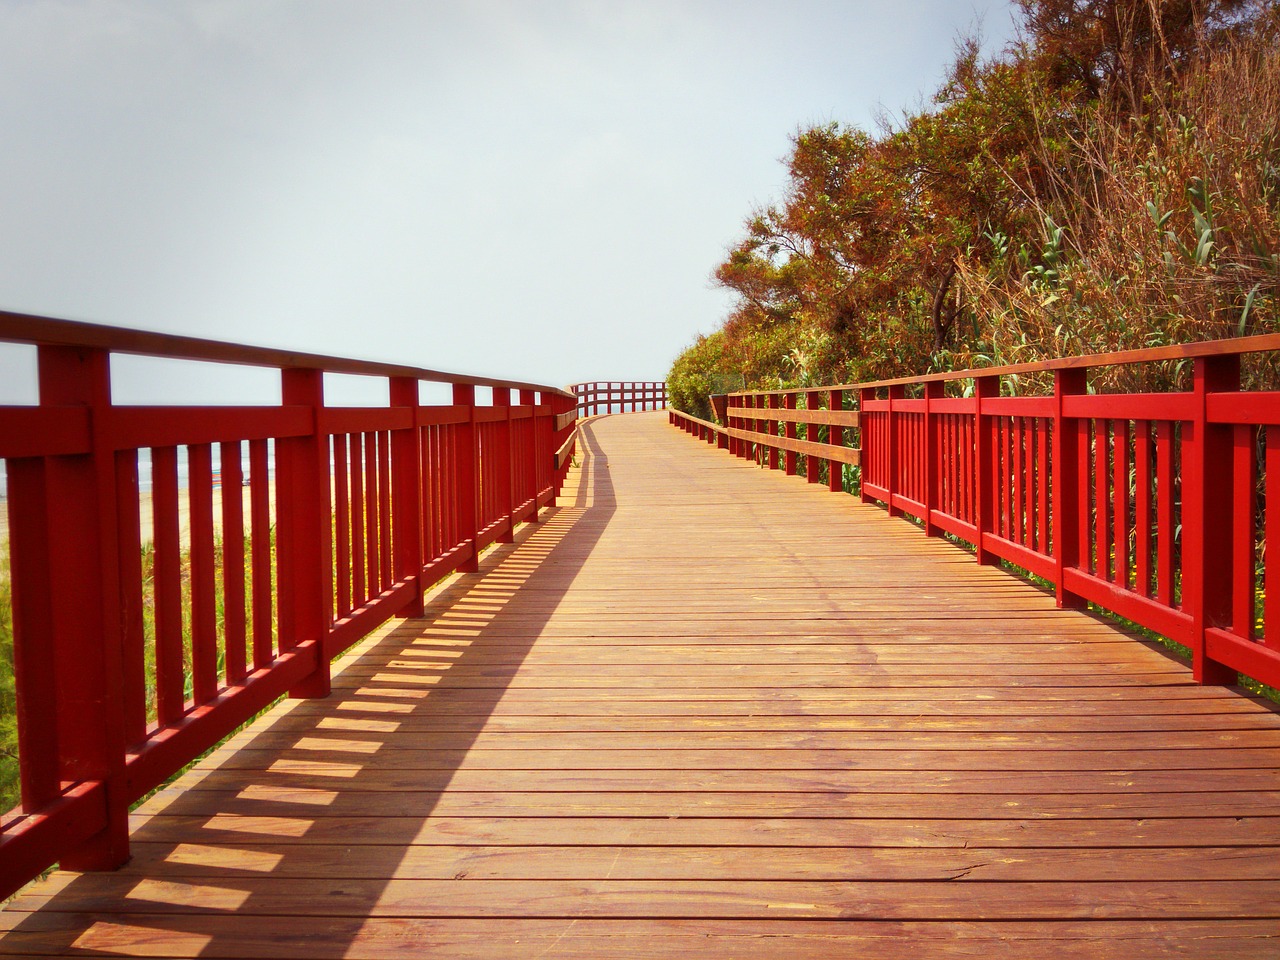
671, 335, 1280, 696
0, 311, 578, 899
571, 381, 667, 418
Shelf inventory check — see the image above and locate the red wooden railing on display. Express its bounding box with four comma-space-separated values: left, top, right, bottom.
0, 311, 577, 900
573, 381, 667, 418
671, 334, 1280, 694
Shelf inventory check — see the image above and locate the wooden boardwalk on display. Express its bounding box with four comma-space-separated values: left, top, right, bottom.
4, 411, 1280, 957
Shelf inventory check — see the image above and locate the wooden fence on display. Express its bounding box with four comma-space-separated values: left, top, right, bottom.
573, 381, 667, 418
670, 334, 1280, 695
0, 311, 577, 900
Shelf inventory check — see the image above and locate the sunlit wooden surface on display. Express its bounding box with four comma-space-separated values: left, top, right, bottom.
3, 411, 1280, 958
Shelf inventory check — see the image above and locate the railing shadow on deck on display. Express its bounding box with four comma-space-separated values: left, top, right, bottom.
0, 424, 618, 956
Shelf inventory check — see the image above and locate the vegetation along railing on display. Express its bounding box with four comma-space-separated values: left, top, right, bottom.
573, 381, 667, 418
0, 311, 578, 900
670, 334, 1280, 695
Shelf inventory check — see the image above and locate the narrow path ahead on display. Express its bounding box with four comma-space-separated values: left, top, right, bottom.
4, 411, 1280, 957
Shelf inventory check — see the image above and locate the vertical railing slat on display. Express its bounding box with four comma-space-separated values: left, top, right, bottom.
1113, 420, 1130, 589
333, 436, 351, 618
151, 445, 185, 725
220, 441, 247, 683
249, 437, 274, 669
188, 443, 218, 704
1233, 423, 1256, 641
1156, 421, 1175, 607
115, 452, 146, 743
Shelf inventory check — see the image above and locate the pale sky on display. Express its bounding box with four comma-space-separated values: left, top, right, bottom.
0, 0, 1020, 402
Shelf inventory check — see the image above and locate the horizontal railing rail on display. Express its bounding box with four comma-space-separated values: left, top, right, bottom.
670, 334, 1280, 696
671, 389, 861, 493
572, 381, 667, 418
0, 310, 578, 900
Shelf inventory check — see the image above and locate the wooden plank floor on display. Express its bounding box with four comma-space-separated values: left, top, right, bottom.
5, 411, 1280, 957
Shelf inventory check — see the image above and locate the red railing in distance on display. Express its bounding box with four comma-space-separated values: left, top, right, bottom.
669, 389, 860, 494
0, 310, 578, 900
669, 334, 1280, 695
572, 381, 667, 418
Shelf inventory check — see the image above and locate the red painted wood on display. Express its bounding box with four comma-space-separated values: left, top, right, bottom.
333, 436, 351, 618
1232, 424, 1256, 641
1267, 429, 1280, 648
1181, 356, 1239, 684
280, 369, 331, 699
1053, 368, 1086, 608
1094, 420, 1110, 582
453, 385, 480, 572
923, 383, 942, 536
1155, 422, 1175, 608
188, 443, 218, 704
0, 315, 572, 899
23, 347, 130, 874
805, 392, 820, 483
885, 386, 904, 517
1012, 419, 1024, 545
784, 393, 797, 475
1036, 419, 1049, 555
494, 389, 516, 542
151, 445, 185, 726
829, 390, 844, 491
249, 438, 273, 670
377, 429, 392, 591
364, 430, 380, 595
973, 376, 998, 565
220, 441, 247, 684
1077, 416, 1093, 578
766, 393, 778, 470
114, 451, 146, 744
349, 433, 367, 605
1113, 420, 1129, 588
679, 336, 1280, 704
1134, 422, 1152, 598
390, 378, 424, 616
1005, 418, 1017, 542
421, 424, 437, 562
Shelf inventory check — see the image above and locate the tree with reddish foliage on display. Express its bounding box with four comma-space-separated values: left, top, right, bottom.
1018, 0, 1259, 106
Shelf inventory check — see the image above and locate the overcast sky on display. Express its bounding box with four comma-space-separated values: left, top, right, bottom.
0, 0, 1020, 401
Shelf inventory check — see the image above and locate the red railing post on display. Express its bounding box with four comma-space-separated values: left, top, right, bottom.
279, 368, 332, 698
522, 388, 545, 518
974, 375, 1000, 566
830, 389, 845, 493
453, 383, 481, 571
390, 376, 425, 616
7, 345, 130, 870
924, 381, 944, 537
1185, 356, 1240, 684
1053, 369, 1088, 608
